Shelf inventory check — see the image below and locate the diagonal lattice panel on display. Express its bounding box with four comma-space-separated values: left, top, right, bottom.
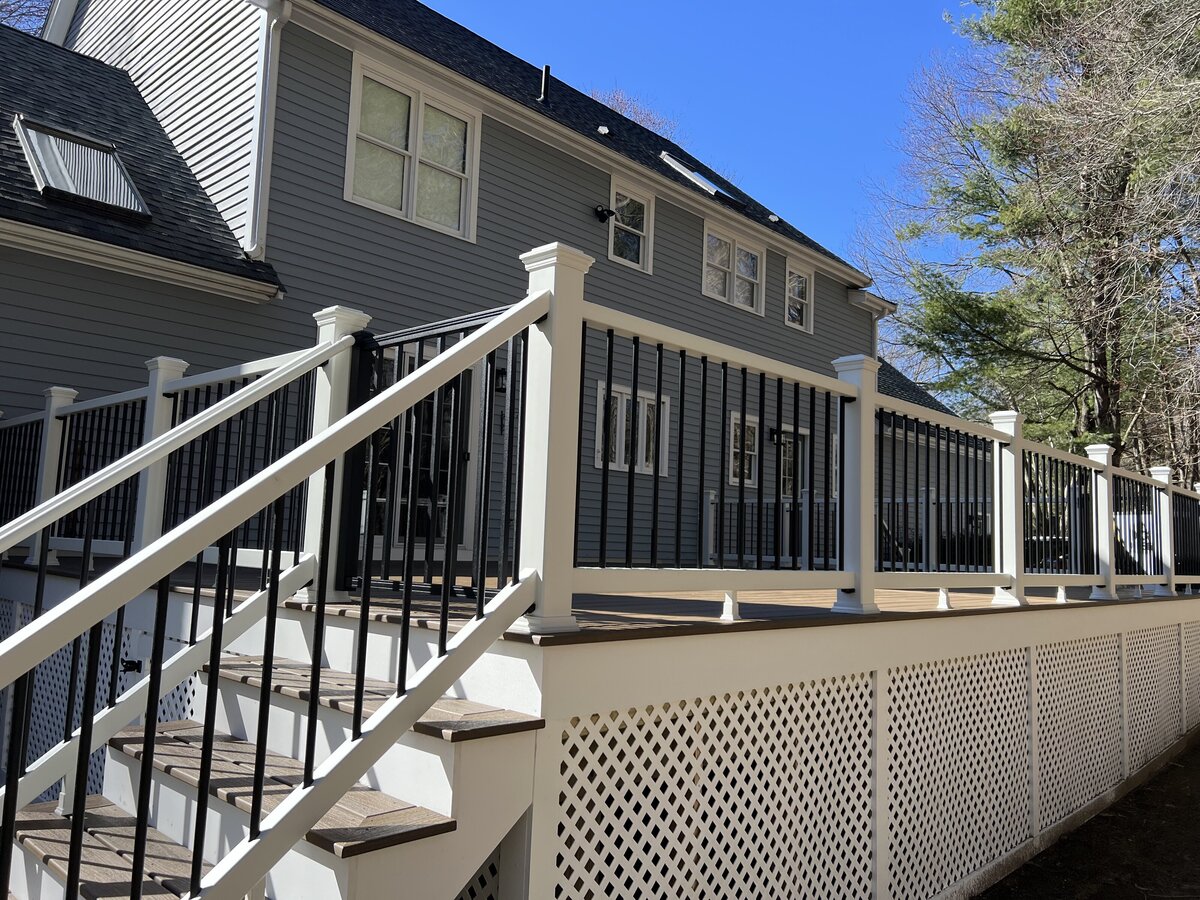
887, 651, 1031, 899
1127, 625, 1182, 771
1035, 635, 1122, 829
1184, 621, 1200, 730
556, 676, 875, 900
454, 847, 499, 900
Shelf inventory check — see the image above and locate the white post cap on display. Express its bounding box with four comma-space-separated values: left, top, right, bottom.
1085, 444, 1114, 465
519, 242, 595, 274
313, 305, 372, 336
43, 386, 79, 404
144, 356, 189, 377
1150, 465, 1172, 484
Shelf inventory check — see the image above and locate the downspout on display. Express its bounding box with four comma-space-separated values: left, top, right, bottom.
243, 0, 292, 261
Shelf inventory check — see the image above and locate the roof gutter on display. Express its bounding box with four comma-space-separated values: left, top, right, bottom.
0, 218, 284, 304
849, 289, 896, 319
243, 0, 292, 260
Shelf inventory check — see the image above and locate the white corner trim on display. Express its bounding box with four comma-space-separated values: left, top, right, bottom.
0, 218, 283, 304
40, 0, 78, 43
244, 0, 293, 260
286, 0, 871, 289
849, 289, 896, 319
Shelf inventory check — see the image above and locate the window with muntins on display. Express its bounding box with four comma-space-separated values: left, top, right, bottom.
15, 116, 147, 215
348, 66, 477, 238
595, 383, 670, 475
610, 184, 653, 272
704, 227, 762, 313
786, 265, 814, 333
779, 431, 808, 498
729, 414, 759, 486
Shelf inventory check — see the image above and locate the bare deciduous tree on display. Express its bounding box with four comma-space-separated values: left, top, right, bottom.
589, 87, 682, 143
0, 0, 49, 31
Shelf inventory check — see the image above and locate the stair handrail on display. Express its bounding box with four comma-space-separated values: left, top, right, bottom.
0, 334, 356, 559
0, 287, 549, 691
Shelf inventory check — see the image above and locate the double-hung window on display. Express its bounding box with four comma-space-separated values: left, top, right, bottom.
703, 226, 763, 314
595, 383, 670, 475
609, 182, 653, 272
785, 263, 815, 333
728, 413, 759, 486
779, 430, 809, 498
347, 62, 478, 239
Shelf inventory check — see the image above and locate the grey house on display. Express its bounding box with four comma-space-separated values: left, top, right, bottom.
4, 0, 949, 569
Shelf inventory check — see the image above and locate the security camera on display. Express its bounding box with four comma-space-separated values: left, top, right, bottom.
594, 205, 617, 223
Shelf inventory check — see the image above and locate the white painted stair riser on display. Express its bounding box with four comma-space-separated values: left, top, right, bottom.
9, 848, 67, 900
102, 748, 353, 900
192, 674, 458, 815
238, 606, 543, 716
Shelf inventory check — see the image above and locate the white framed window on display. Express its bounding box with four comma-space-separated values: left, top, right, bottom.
703, 225, 763, 314
728, 413, 759, 486
785, 263, 815, 333
594, 383, 670, 475
14, 115, 147, 215
777, 428, 810, 498
609, 182, 654, 272
345, 59, 480, 240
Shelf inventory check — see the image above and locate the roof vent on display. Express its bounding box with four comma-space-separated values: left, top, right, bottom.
538, 65, 551, 103
14, 115, 148, 216
597, 125, 610, 136
768, 214, 780, 223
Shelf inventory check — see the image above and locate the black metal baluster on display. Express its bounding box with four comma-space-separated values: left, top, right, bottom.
380, 352, 403, 585
736, 367, 747, 568
599, 330, 615, 567
773, 378, 783, 568
353, 434, 379, 733
423, 337, 447, 584
650, 344, 664, 567
626, 337, 641, 567
756, 372, 765, 569
189, 532, 232, 894
808, 387, 818, 570
574, 325, 589, 568
510, 331, 529, 582
307, 463, 336, 779
400, 389, 425, 690
64, 619, 104, 900
129, 578, 170, 900
439, 375, 466, 653
249, 498, 285, 836
474, 351, 497, 615
888, 412, 897, 570
696, 357, 708, 568
674, 349, 686, 569
791, 384, 801, 569
717, 363, 728, 569
499, 337, 518, 582
823, 392, 832, 570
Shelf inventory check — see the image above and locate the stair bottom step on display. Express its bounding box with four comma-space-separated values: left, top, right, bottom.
14, 795, 205, 898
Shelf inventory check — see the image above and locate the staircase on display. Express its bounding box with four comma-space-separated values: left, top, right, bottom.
8, 595, 543, 899
0, 247, 573, 899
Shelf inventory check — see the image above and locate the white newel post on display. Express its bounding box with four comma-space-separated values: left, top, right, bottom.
989, 411, 1027, 606
1150, 466, 1176, 596
831, 355, 880, 615
1087, 444, 1119, 600
133, 357, 189, 551
302, 306, 372, 601
513, 243, 594, 634
23, 386, 78, 565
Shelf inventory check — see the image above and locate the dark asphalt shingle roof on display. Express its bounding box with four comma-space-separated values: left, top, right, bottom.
0, 25, 280, 289
312, 0, 866, 283
878, 358, 956, 416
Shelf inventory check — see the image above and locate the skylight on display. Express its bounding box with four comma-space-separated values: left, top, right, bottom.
14, 116, 148, 215
660, 151, 729, 200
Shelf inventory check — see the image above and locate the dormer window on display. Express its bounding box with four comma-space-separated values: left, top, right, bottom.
345, 61, 480, 240
14, 116, 148, 215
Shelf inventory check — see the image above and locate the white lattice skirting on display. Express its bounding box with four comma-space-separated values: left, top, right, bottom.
551, 613, 1200, 900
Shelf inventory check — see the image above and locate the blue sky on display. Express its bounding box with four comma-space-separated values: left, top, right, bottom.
423, 1, 970, 264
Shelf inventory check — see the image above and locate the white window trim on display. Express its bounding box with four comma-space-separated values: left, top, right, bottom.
728, 412, 760, 487
344, 56, 483, 242
608, 180, 654, 274
594, 382, 671, 476
775, 425, 811, 497
702, 222, 765, 316
784, 259, 816, 334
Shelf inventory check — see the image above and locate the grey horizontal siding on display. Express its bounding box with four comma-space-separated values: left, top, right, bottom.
0, 247, 305, 416
65, 0, 262, 247
267, 25, 874, 377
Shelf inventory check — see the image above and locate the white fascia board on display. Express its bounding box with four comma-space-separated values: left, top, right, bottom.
849, 289, 896, 319
0, 218, 283, 304
287, 0, 872, 290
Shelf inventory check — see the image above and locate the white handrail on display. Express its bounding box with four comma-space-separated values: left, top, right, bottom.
0, 410, 42, 431
59, 387, 150, 417
0, 289, 548, 689
580, 299, 858, 398
0, 334, 355, 559
1023, 440, 1104, 470
164, 347, 315, 394
0, 557, 313, 810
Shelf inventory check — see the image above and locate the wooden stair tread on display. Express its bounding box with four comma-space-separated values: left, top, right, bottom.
14, 796, 201, 898
208, 655, 544, 742
110, 721, 455, 858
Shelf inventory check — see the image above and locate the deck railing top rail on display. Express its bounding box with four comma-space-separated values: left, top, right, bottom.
57, 387, 150, 418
